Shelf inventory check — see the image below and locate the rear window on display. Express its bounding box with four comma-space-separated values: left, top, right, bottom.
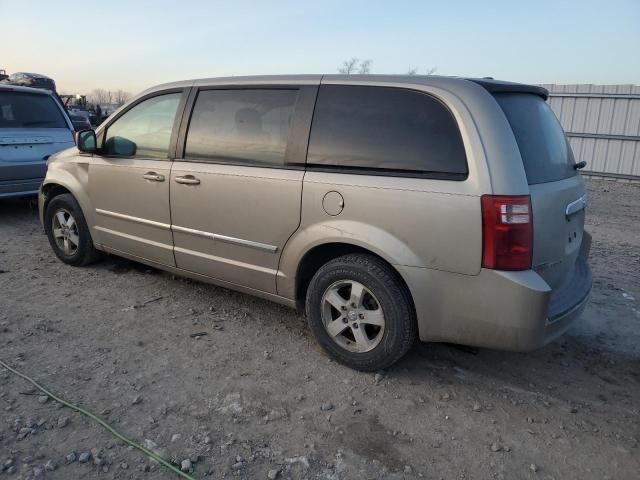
495, 93, 576, 185
0, 92, 67, 129
307, 85, 468, 178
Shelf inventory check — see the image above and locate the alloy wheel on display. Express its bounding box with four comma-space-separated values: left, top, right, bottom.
321, 280, 385, 353
51, 208, 80, 256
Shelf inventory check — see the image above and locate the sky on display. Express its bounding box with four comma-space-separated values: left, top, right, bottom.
2, 0, 639, 96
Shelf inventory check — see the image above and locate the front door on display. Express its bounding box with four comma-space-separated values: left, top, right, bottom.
89, 91, 184, 266
170, 87, 315, 293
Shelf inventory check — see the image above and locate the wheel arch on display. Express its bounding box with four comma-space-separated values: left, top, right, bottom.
291, 242, 416, 316
39, 173, 96, 240
278, 219, 424, 303
41, 182, 72, 211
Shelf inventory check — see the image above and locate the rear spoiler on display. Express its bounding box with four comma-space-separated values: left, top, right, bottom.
467, 78, 549, 100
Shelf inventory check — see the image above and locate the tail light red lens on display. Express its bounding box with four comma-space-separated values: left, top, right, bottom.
481, 195, 533, 271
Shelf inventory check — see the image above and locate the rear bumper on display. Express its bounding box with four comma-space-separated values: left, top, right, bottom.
0, 178, 43, 198
0, 160, 47, 197
547, 256, 591, 322
398, 256, 592, 352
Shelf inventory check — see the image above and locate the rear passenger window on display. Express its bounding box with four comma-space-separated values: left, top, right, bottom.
307, 85, 467, 178
185, 89, 298, 166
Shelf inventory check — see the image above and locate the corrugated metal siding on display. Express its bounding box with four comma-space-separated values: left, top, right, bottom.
540, 84, 640, 179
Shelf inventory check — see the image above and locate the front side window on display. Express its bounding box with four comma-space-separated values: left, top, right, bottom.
0, 92, 67, 129
307, 85, 468, 177
103, 93, 181, 158
185, 89, 298, 166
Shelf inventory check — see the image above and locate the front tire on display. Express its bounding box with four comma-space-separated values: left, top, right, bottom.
44, 194, 101, 266
305, 254, 417, 371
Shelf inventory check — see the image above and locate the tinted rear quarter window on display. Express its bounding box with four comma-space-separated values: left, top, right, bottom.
185, 89, 298, 167
494, 93, 577, 185
0, 92, 67, 129
307, 85, 467, 178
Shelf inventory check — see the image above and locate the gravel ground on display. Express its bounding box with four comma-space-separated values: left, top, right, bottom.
0, 178, 638, 480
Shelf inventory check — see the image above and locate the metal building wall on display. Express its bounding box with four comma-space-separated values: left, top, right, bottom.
540, 84, 640, 179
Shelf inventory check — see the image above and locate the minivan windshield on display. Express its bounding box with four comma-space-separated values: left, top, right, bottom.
0, 92, 67, 129
494, 93, 577, 185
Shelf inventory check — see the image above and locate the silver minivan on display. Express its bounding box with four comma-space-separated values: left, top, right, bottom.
1, 85, 74, 198
38, 75, 592, 371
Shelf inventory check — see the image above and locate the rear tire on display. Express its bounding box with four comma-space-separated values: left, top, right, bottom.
44, 194, 101, 266
305, 254, 417, 371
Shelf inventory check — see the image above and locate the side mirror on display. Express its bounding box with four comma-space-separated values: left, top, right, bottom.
76, 129, 97, 153
103, 136, 137, 157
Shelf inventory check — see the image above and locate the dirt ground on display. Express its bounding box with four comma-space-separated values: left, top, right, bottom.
1, 178, 638, 480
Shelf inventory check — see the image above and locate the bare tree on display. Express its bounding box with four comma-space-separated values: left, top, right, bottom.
338, 60, 435, 76
406, 66, 437, 76
114, 90, 132, 106
358, 59, 372, 74
88, 88, 110, 105
338, 58, 359, 74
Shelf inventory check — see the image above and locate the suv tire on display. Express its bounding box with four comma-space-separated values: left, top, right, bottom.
305, 254, 417, 371
44, 194, 101, 266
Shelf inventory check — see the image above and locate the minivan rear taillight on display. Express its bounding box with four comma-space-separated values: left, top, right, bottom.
481, 195, 533, 271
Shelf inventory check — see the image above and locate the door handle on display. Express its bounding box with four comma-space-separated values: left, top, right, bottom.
175, 175, 201, 185
143, 172, 165, 182
566, 195, 587, 218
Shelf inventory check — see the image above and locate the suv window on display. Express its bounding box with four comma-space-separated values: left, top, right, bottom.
307, 85, 467, 177
185, 89, 298, 166
0, 92, 67, 129
104, 93, 181, 158
494, 93, 577, 185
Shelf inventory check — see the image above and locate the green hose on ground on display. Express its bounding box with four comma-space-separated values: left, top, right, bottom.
0, 358, 196, 480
